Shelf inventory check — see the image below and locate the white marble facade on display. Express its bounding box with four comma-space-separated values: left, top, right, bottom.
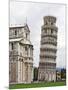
38, 16, 58, 82
9, 24, 33, 84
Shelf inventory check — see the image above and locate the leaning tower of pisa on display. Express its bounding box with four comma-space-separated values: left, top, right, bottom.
38, 16, 58, 82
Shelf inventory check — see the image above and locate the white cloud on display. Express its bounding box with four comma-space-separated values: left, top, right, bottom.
10, 1, 66, 68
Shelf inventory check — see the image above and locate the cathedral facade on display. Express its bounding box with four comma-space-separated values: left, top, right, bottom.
38, 16, 58, 82
9, 24, 33, 84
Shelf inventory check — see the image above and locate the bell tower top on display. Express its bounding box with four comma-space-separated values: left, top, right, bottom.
43, 16, 56, 25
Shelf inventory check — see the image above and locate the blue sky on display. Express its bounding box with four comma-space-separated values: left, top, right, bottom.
10, 1, 66, 68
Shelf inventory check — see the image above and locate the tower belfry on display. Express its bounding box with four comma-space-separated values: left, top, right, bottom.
38, 16, 58, 82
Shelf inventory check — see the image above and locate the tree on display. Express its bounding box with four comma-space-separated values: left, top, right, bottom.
33, 67, 38, 81
61, 68, 66, 79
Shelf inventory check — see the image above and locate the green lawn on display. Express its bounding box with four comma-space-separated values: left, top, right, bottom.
9, 81, 66, 89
